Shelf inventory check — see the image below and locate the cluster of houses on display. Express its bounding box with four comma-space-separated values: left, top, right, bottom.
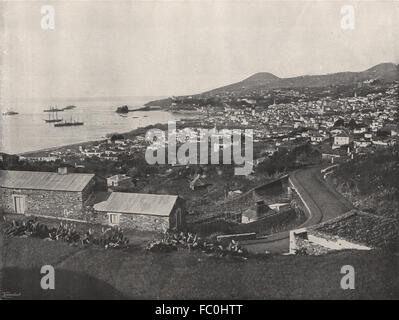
0, 168, 186, 233
193, 82, 398, 161
0, 166, 294, 234
16, 82, 398, 171
19, 135, 147, 164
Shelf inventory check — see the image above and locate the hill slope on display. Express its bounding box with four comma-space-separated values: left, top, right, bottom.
145, 62, 398, 106
202, 62, 398, 96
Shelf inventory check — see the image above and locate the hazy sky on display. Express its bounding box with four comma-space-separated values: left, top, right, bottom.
1, 0, 398, 101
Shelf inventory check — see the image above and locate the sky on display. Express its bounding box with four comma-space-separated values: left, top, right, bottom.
1, 0, 398, 102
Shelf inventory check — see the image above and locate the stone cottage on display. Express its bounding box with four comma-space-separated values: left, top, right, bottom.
0, 169, 96, 219
93, 192, 186, 232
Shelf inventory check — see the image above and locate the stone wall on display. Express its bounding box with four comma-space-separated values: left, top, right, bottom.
292, 235, 332, 255
81, 178, 96, 204
0, 187, 86, 220
233, 208, 296, 235
289, 228, 371, 255
107, 212, 169, 232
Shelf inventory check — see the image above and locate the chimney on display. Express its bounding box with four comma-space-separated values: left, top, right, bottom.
58, 167, 69, 175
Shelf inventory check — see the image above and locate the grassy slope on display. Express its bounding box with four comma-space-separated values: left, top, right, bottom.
1, 233, 398, 299
331, 147, 399, 220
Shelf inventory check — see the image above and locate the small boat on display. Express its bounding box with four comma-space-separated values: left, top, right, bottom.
62, 105, 77, 110
54, 121, 84, 127
2, 109, 19, 116
119, 114, 128, 118
54, 117, 84, 127
45, 118, 63, 123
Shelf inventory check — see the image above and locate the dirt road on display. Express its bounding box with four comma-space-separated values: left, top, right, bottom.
243, 166, 353, 254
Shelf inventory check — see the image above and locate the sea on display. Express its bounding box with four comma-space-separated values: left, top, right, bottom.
0, 96, 186, 155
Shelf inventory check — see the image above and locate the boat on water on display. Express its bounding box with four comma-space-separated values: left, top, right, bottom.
63, 105, 77, 110
44, 106, 64, 112
54, 117, 84, 127
2, 109, 19, 116
44, 109, 62, 123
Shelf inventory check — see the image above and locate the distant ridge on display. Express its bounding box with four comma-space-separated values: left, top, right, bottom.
201, 62, 398, 96
145, 62, 398, 106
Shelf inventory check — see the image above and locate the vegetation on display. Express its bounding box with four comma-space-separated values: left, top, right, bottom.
332, 145, 399, 219
3, 216, 129, 249
256, 143, 321, 175
1, 227, 398, 299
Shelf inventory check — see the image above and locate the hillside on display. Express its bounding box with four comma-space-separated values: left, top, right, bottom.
331, 145, 399, 220
146, 62, 398, 106
1, 229, 398, 299
202, 62, 398, 96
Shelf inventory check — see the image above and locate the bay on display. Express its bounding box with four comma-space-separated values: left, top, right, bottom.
0, 97, 182, 155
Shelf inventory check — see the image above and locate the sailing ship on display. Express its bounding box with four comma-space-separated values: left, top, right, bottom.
2, 109, 19, 116
43, 106, 64, 112
54, 116, 84, 127
44, 109, 62, 123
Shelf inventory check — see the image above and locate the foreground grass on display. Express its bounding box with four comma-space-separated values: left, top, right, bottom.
1, 232, 398, 299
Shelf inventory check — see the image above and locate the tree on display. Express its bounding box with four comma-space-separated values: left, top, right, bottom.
347, 119, 357, 130
110, 134, 125, 142
334, 118, 345, 128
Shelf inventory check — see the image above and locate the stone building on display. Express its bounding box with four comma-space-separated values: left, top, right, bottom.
241, 200, 273, 224
93, 192, 186, 232
106, 174, 131, 188
333, 131, 351, 149
0, 169, 96, 219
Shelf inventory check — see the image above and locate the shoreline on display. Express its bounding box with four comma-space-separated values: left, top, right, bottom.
16, 115, 205, 157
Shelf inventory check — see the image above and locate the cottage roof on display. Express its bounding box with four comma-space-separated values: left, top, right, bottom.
94, 192, 179, 216
0, 170, 95, 192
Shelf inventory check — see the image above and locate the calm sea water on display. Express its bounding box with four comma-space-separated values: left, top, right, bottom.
0, 97, 184, 155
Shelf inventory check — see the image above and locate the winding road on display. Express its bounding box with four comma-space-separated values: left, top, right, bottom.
242, 166, 354, 254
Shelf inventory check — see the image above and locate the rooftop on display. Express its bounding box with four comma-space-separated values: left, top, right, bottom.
0, 170, 95, 192
94, 192, 179, 216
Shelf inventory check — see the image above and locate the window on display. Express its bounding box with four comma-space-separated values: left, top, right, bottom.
109, 213, 120, 225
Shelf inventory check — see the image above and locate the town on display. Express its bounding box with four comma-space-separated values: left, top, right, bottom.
11, 77, 398, 169
1, 63, 398, 299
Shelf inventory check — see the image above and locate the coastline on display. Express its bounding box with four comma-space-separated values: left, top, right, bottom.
17, 114, 205, 157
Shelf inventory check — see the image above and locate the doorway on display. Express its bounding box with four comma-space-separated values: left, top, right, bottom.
13, 195, 26, 214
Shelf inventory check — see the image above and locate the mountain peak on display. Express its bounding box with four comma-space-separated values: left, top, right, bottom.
199, 62, 397, 96
365, 62, 397, 72
243, 72, 280, 83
